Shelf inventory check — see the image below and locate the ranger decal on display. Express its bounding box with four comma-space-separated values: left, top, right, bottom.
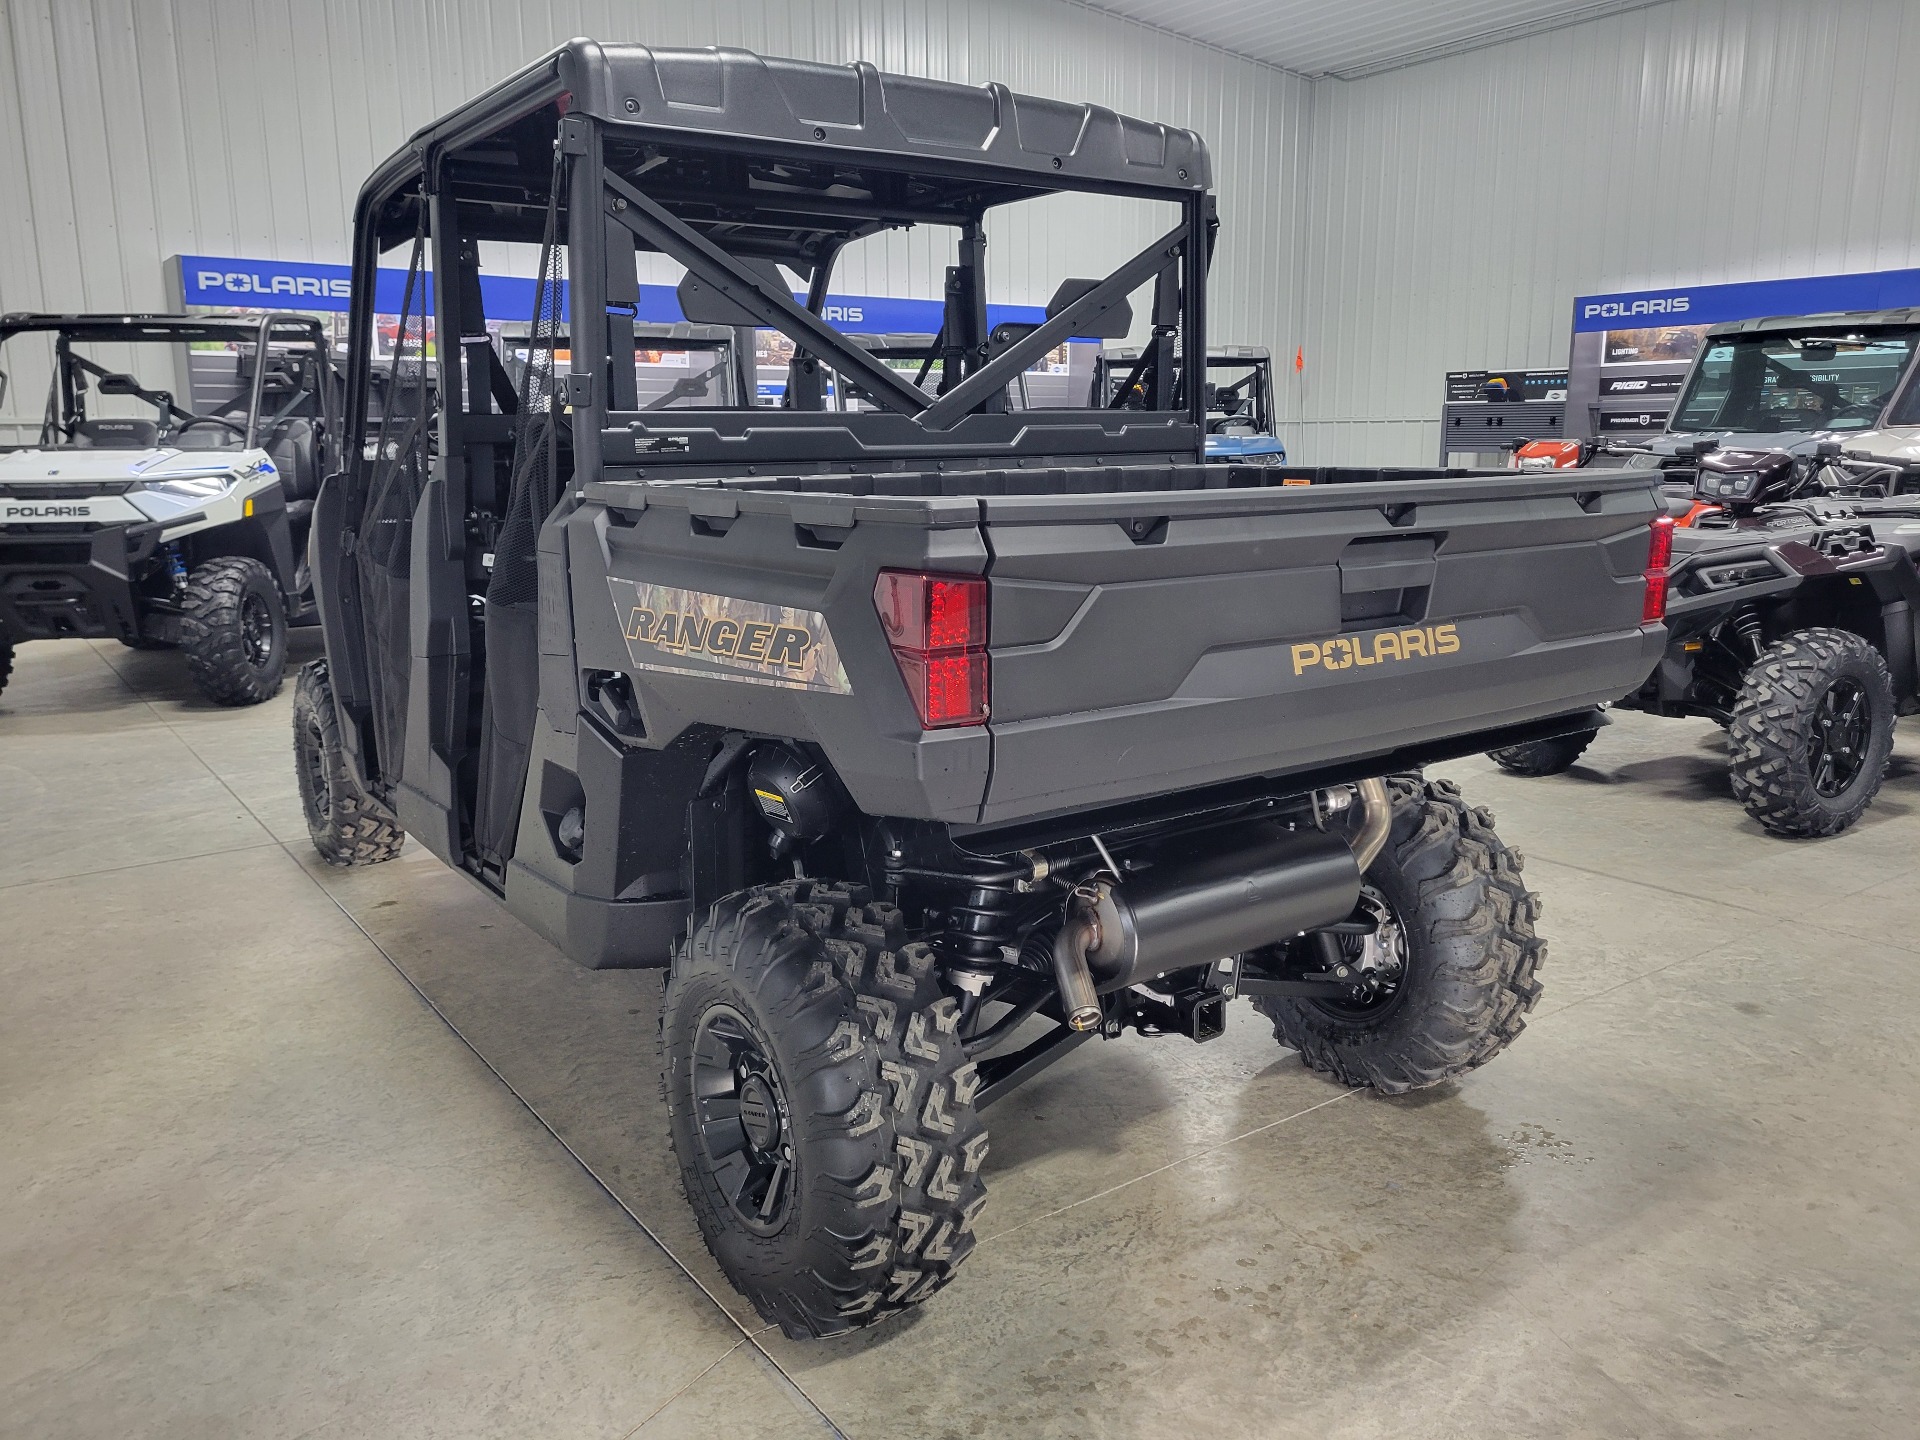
607, 577, 851, 694
1292, 623, 1460, 677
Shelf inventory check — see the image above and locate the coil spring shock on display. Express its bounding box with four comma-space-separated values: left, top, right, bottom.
946, 872, 1023, 966
1730, 608, 1765, 661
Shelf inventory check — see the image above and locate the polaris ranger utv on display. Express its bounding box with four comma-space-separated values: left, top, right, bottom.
296, 40, 1666, 1338
1094, 343, 1285, 464
0, 313, 338, 704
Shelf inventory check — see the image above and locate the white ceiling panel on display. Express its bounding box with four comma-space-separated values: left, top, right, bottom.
1074, 0, 1666, 77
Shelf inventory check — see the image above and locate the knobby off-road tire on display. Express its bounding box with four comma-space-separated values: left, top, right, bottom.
292, 660, 405, 866
0, 637, 12, 698
663, 880, 988, 1339
1487, 729, 1597, 777
1254, 776, 1545, 1094
1727, 627, 1895, 838
180, 556, 287, 705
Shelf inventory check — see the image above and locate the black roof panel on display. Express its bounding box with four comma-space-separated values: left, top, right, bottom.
378, 39, 1209, 198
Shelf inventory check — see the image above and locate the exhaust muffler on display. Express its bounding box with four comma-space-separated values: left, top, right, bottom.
1055, 779, 1390, 1003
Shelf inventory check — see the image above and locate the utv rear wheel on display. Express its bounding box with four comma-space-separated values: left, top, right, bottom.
180, 556, 286, 705
1253, 776, 1544, 1094
292, 659, 404, 866
663, 881, 988, 1339
1487, 729, 1597, 777
1727, 627, 1895, 838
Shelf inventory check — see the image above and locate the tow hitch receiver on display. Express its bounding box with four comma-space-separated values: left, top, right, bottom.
1115, 984, 1229, 1041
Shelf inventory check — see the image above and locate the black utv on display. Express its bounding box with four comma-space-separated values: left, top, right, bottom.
0, 313, 338, 704
295, 40, 1665, 1337
1490, 444, 1920, 837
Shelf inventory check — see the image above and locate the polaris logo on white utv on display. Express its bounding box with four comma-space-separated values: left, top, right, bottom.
1582, 296, 1691, 320
194, 269, 351, 300
4, 502, 91, 519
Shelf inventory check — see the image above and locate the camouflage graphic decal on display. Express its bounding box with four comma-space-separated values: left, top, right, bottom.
607, 577, 851, 694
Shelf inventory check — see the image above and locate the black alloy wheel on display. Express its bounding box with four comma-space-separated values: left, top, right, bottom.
240, 590, 275, 670
691, 1004, 796, 1233
1728, 628, 1896, 838
1808, 677, 1869, 798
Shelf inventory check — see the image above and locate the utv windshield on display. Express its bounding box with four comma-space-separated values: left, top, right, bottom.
0, 316, 332, 452
1668, 328, 1920, 434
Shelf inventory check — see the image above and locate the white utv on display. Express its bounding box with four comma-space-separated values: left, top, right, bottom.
0, 313, 337, 704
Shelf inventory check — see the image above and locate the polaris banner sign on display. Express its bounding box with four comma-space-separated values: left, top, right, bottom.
172, 254, 1042, 334
1573, 266, 1920, 333
179, 257, 353, 306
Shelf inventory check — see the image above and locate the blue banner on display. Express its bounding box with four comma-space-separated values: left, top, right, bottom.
174, 254, 1042, 335
1573, 267, 1920, 333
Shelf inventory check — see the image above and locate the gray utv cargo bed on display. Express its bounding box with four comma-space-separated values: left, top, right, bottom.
574, 464, 1664, 828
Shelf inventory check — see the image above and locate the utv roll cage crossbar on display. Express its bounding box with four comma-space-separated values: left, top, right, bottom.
343, 40, 1216, 471
0, 311, 334, 451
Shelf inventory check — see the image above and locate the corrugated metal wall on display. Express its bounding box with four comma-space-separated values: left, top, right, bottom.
11, 0, 1917, 465
0, 0, 1310, 362
1290, 0, 1920, 465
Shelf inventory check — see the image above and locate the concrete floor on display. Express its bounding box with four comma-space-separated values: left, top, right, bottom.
3, 636, 1917, 1440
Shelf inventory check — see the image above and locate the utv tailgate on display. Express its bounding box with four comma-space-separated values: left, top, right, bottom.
978, 473, 1663, 823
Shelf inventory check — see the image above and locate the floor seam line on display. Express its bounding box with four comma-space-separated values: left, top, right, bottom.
0, 839, 282, 892
1527, 847, 1901, 920
288, 851, 848, 1439
617, 1338, 745, 1439
979, 1086, 1357, 1245
1528, 930, 1775, 1022
83, 650, 851, 1438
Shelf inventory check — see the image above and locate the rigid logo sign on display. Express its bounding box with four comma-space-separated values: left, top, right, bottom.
607, 577, 851, 693
1601, 374, 1683, 396
1291, 623, 1460, 677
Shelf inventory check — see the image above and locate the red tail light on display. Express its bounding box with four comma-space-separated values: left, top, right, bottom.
874, 570, 990, 727
1643, 514, 1675, 623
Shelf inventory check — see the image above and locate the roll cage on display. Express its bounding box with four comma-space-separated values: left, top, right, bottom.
0, 312, 337, 451
318, 41, 1218, 817
1093, 346, 1274, 435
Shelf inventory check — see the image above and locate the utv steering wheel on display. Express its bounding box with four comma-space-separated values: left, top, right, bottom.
171, 415, 249, 440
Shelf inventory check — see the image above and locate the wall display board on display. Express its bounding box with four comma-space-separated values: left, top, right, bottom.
166, 255, 1052, 409
1437, 368, 1569, 463
1568, 267, 1920, 439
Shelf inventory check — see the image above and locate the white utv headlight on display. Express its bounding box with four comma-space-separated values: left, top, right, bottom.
142, 473, 239, 504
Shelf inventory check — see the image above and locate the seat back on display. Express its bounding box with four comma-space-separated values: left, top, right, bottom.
261, 417, 319, 500
74, 418, 159, 449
